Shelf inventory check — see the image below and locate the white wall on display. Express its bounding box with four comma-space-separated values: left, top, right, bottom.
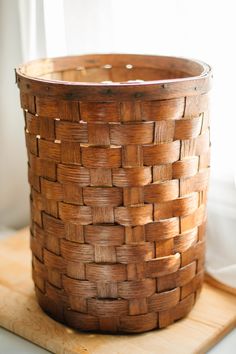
0, 0, 28, 230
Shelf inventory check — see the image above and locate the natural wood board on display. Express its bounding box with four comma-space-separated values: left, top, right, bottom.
0, 228, 235, 354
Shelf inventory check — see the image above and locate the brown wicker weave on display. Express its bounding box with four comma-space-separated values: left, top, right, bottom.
16, 54, 211, 333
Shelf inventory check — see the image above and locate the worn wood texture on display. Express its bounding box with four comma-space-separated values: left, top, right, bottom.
16, 54, 211, 332
0, 229, 236, 354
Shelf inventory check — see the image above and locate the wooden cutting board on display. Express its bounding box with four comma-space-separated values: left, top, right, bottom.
0, 228, 235, 354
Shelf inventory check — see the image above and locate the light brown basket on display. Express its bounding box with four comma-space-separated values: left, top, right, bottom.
16, 54, 211, 333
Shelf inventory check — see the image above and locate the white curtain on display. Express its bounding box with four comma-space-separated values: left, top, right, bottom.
0, 0, 235, 289
0, 0, 27, 233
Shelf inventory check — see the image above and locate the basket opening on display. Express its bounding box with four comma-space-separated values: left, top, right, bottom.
19, 54, 208, 84
38, 66, 193, 83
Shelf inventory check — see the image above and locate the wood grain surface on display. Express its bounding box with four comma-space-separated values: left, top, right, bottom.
0, 228, 235, 354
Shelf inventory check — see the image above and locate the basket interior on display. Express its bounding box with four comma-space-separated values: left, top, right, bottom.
19, 54, 206, 84
40, 66, 191, 83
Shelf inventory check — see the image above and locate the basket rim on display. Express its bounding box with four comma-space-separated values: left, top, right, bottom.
16, 53, 211, 87
16, 54, 212, 101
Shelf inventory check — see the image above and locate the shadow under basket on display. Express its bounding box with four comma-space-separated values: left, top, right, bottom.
16, 53, 212, 333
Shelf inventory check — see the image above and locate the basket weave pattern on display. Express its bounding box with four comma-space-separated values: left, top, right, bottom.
17, 55, 210, 333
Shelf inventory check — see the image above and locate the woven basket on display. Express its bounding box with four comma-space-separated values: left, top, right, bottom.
16, 54, 211, 333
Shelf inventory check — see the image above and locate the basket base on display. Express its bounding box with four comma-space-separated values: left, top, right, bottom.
1, 228, 236, 353
35, 285, 202, 334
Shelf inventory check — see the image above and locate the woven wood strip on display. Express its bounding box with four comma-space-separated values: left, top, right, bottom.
17, 53, 211, 333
